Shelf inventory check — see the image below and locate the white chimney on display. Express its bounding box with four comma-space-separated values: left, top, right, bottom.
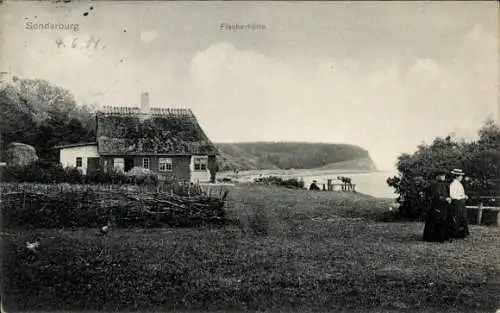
0, 72, 7, 82
140, 92, 150, 114
0, 72, 10, 85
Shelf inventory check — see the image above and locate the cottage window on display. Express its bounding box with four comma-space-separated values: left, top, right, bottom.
76, 157, 82, 168
194, 157, 208, 171
159, 158, 173, 172
142, 157, 150, 169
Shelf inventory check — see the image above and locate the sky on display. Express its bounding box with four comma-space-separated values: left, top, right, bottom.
2, 1, 499, 171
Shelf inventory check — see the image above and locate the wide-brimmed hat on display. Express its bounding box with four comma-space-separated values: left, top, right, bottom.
450, 168, 465, 176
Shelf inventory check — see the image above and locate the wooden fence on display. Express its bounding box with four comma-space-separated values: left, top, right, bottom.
1, 182, 230, 228
466, 196, 500, 226
0, 182, 228, 200
325, 179, 356, 192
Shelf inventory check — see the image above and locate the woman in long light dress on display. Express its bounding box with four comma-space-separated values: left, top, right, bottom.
449, 168, 470, 239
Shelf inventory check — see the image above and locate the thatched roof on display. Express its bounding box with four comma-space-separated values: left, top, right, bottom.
54, 142, 97, 149
96, 107, 218, 156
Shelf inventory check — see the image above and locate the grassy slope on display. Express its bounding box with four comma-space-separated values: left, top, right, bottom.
3, 184, 500, 312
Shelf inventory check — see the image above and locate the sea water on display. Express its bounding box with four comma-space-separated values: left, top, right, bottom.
285, 170, 398, 199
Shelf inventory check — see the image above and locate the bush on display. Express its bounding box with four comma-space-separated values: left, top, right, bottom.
64, 166, 84, 184
387, 119, 500, 219
253, 176, 305, 189
1, 160, 66, 183
125, 167, 158, 185
85, 168, 129, 185
0, 160, 135, 185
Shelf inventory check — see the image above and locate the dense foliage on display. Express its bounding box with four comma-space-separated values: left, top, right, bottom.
0, 161, 133, 185
216, 142, 376, 171
387, 119, 500, 219
0, 78, 96, 161
252, 176, 305, 189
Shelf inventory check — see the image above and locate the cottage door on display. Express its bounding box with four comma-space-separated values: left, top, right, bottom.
124, 158, 134, 172
87, 157, 100, 174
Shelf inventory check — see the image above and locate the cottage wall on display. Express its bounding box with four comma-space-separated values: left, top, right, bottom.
190, 155, 218, 183
103, 155, 192, 182
59, 144, 99, 174
134, 156, 190, 181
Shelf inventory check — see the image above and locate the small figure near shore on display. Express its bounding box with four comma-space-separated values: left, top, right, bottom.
309, 180, 320, 191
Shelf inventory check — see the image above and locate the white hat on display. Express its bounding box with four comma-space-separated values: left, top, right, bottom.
451, 168, 465, 175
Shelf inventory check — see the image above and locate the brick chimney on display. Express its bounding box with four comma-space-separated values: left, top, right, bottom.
140, 92, 150, 114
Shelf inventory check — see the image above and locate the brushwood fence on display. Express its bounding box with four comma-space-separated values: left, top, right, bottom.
1, 183, 229, 228
0, 181, 227, 197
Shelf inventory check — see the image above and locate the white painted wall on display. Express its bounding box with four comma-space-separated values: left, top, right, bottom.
189, 155, 211, 183
59, 145, 99, 174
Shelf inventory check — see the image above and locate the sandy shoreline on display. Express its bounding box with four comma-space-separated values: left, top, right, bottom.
217, 169, 398, 199
218, 168, 381, 182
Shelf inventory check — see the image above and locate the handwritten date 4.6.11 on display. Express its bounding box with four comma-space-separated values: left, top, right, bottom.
55, 36, 105, 51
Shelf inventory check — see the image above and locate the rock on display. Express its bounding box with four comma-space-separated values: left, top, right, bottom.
5, 142, 38, 167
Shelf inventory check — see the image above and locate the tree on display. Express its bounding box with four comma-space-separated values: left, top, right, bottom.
388, 119, 500, 219
0, 78, 96, 160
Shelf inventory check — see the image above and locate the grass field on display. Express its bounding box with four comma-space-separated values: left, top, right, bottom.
2, 184, 500, 312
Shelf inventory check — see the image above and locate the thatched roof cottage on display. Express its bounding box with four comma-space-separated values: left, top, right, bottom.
55, 92, 219, 183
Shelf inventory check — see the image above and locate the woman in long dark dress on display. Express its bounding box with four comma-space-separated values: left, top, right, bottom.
423, 170, 452, 242
449, 168, 470, 238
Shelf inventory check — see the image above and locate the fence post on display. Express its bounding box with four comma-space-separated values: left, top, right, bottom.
477, 202, 483, 225
22, 188, 26, 210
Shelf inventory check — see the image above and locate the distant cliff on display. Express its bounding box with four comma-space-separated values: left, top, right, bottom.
215, 142, 378, 172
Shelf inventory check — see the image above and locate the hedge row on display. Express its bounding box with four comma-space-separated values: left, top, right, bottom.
0, 160, 156, 185
253, 176, 305, 189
